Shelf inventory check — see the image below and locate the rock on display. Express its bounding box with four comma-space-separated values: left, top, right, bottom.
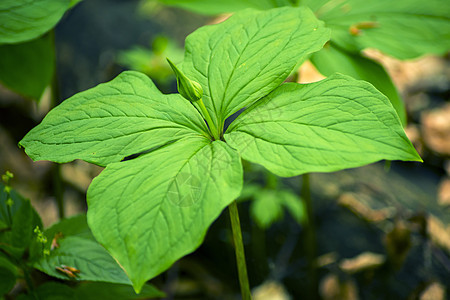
420, 282, 446, 300
319, 274, 359, 300
339, 252, 385, 274
427, 215, 450, 253
253, 281, 291, 300
438, 178, 450, 206
421, 104, 450, 155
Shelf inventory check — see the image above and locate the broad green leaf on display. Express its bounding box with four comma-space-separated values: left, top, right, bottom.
35, 236, 132, 284
19, 71, 209, 167
182, 7, 330, 131
87, 137, 243, 292
0, 34, 54, 100
225, 74, 421, 177
304, 0, 450, 59
75, 282, 165, 300
0, 0, 71, 44
157, 0, 290, 15
310, 43, 406, 126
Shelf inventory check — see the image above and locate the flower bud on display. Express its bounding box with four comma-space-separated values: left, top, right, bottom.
167, 58, 203, 102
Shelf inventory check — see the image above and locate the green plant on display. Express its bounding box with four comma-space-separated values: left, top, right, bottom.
155, 0, 450, 126
117, 35, 184, 90
19, 6, 421, 297
0, 172, 164, 299
0, 0, 81, 101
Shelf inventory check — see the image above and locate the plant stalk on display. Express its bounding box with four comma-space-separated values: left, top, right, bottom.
301, 173, 318, 299
50, 29, 65, 219
228, 200, 252, 300
197, 99, 220, 140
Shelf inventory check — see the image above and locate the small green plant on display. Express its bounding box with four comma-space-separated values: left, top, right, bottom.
0, 172, 164, 299
117, 35, 184, 90
19, 7, 421, 296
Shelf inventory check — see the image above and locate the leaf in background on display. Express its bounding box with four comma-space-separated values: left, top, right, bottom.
117, 36, 184, 87
0, 255, 17, 296
43, 214, 94, 241
70, 0, 83, 8
183, 7, 329, 130
0, 182, 42, 259
35, 236, 132, 284
16, 282, 76, 300
19, 71, 209, 167
225, 74, 421, 177
87, 137, 242, 291
0, 0, 71, 44
305, 0, 450, 59
0, 34, 54, 100
75, 282, 165, 300
34, 214, 132, 284
157, 0, 290, 15
310, 43, 406, 126
249, 188, 305, 229
251, 190, 284, 229
280, 190, 305, 224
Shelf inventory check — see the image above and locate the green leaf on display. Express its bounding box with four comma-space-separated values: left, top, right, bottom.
34, 214, 131, 284
0, 0, 71, 44
87, 137, 242, 292
182, 7, 330, 131
44, 214, 94, 241
19, 71, 209, 167
16, 282, 76, 300
249, 188, 305, 228
0, 34, 54, 100
30, 214, 94, 263
279, 190, 305, 224
75, 282, 165, 300
0, 256, 17, 295
251, 190, 284, 229
44, 214, 95, 240
310, 43, 406, 126
157, 0, 291, 15
0, 182, 42, 258
306, 0, 450, 59
35, 236, 132, 284
225, 73, 421, 177
70, 0, 83, 8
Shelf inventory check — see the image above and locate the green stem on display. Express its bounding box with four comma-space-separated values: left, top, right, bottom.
228, 201, 252, 300
197, 99, 220, 140
6, 202, 13, 226
53, 164, 64, 219
301, 173, 318, 299
266, 171, 278, 190
50, 29, 64, 219
2, 188, 13, 226
21, 263, 36, 296
2, 249, 37, 298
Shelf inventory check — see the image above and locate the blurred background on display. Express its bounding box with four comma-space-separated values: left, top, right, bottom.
0, 0, 449, 299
